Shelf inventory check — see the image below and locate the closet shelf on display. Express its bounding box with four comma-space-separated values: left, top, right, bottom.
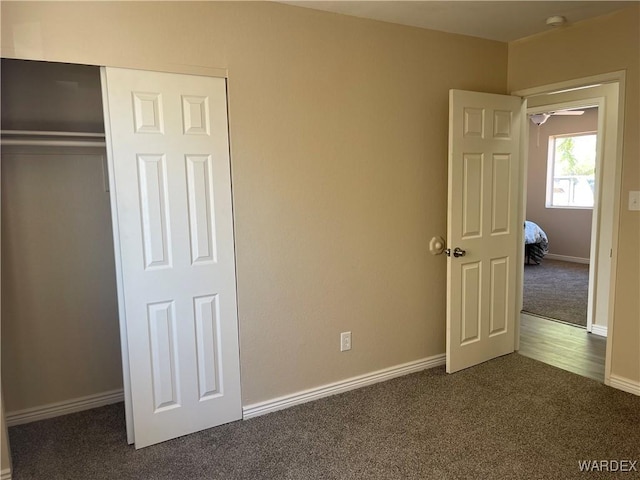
1, 130, 106, 147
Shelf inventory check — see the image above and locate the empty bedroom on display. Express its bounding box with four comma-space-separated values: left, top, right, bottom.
1, 2, 639, 479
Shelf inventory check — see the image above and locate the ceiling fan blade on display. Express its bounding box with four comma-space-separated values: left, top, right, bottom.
550, 110, 585, 116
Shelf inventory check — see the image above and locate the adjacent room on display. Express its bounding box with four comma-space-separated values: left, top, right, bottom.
1, 2, 638, 479
519, 106, 608, 382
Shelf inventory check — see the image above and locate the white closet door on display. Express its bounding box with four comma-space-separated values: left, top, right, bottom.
102, 67, 241, 448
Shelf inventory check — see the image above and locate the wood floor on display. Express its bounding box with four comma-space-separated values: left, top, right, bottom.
518, 313, 606, 382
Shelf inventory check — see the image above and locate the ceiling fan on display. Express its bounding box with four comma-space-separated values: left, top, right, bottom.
529, 109, 584, 126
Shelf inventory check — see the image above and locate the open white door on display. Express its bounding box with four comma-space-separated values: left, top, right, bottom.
102, 68, 241, 448
447, 90, 523, 373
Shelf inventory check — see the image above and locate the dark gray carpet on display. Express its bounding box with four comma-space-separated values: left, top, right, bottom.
523, 259, 589, 326
8, 354, 640, 480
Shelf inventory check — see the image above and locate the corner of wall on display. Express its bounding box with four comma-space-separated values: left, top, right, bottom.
1, 390, 12, 479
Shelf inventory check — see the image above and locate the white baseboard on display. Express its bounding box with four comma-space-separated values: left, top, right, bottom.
545, 253, 590, 264
6, 389, 124, 427
590, 324, 608, 337
607, 374, 640, 396
1, 468, 11, 480
243, 354, 446, 419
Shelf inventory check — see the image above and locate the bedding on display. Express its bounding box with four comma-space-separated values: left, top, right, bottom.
524, 221, 549, 264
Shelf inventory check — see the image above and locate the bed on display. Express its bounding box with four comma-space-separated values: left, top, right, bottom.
524, 221, 549, 264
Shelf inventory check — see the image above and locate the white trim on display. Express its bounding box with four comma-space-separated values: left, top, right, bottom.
100, 67, 135, 446
242, 354, 446, 419
5, 389, 124, 427
603, 73, 625, 391
102, 63, 228, 79
511, 71, 625, 98
590, 324, 608, 337
607, 375, 640, 396
544, 131, 597, 210
544, 253, 590, 264
514, 99, 529, 352
1, 468, 11, 480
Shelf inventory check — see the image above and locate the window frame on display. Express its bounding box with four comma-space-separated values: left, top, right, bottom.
545, 131, 598, 210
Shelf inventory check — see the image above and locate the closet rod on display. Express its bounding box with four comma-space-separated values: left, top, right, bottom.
1, 130, 105, 138
1, 139, 107, 147
1, 130, 106, 148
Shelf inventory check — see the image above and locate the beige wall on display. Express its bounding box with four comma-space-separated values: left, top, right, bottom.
509, 5, 640, 382
1, 1, 508, 405
1, 149, 122, 412
1, 59, 105, 132
526, 109, 598, 259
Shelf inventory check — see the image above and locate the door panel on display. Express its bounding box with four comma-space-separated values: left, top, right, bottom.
103, 68, 241, 448
447, 90, 523, 373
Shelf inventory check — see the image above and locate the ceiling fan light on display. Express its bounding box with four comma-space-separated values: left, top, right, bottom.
530, 113, 550, 126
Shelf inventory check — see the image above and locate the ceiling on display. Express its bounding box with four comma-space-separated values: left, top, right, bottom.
281, 1, 636, 42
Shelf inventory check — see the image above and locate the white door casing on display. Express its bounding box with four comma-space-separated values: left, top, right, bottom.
102, 67, 241, 448
447, 90, 523, 374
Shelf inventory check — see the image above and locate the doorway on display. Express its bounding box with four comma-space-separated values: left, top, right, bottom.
514, 76, 625, 385
520, 106, 605, 380
523, 106, 597, 325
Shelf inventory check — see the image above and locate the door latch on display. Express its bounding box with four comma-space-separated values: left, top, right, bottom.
446, 247, 466, 258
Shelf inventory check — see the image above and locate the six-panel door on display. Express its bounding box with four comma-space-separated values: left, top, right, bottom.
103, 68, 241, 448
447, 90, 523, 374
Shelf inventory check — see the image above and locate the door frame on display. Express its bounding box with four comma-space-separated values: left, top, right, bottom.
512, 71, 626, 386
100, 70, 134, 444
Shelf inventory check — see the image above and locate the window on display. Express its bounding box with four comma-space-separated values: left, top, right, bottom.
546, 133, 597, 208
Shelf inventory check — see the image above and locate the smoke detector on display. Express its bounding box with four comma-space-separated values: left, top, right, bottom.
546, 15, 567, 27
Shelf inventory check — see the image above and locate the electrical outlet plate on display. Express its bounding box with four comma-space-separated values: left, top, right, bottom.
340, 331, 352, 351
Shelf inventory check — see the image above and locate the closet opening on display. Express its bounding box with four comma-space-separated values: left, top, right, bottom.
1, 59, 125, 431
